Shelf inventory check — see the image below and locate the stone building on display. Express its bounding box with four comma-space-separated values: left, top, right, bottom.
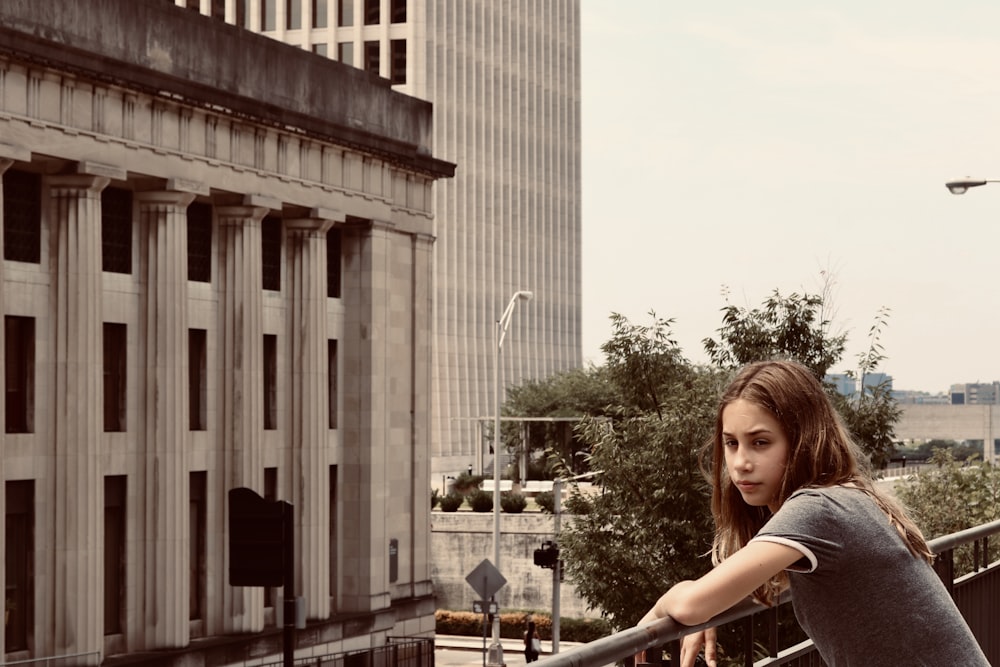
0, 1, 452, 664
173, 0, 584, 481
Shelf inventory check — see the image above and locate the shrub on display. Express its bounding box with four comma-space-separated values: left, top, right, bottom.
438, 492, 464, 512
434, 610, 612, 643
468, 488, 494, 512
452, 472, 485, 495
500, 491, 527, 513
535, 490, 555, 513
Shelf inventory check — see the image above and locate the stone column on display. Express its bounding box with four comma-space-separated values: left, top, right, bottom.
340, 220, 393, 614
286, 210, 338, 619
48, 171, 111, 655
135, 188, 197, 648
216, 200, 271, 633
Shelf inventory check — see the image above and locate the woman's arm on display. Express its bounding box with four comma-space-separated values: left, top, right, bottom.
639, 540, 802, 626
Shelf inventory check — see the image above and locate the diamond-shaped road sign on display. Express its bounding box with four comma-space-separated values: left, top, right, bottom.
465, 559, 507, 600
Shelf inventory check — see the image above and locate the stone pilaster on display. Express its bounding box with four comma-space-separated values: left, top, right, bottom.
216, 202, 269, 633
136, 189, 196, 648
286, 210, 338, 619
49, 173, 108, 655
340, 220, 393, 614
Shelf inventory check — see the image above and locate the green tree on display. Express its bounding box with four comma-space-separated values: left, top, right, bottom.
703, 292, 899, 469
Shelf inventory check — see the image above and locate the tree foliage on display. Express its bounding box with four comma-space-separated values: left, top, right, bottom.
506, 289, 900, 632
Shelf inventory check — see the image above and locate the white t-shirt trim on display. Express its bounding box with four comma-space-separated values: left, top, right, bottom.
749, 535, 818, 573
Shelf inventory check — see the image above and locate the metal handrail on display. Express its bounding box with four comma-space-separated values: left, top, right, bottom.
0, 651, 101, 667
535, 519, 1000, 667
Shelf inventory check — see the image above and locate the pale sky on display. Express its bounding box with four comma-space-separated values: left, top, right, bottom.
580, 0, 1000, 393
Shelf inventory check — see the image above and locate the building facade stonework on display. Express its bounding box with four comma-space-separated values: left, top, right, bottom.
179, 0, 585, 481
0, 2, 452, 664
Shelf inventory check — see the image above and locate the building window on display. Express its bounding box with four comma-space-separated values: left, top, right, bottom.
364, 40, 380, 76
286, 0, 301, 28
104, 476, 126, 636
313, 0, 328, 27
189, 329, 207, 431
263, 466, 278, 611
312, 43, 328, 57
337, 0, 352, 26
101, 187, 133, 274
238, 0, 250, 27
338, 41, 354, 66
103, 323, 127, 433
189, 471, 206, 621
185, 0, 199, 9
5, 480, 34, 652
211, 0, 226, 20
390, 39, 406, 84
5, 316, 34, 434
262, 0, 276, 30
328, 466, 337, 605
187, 201, 212, 283
262, 216, 282, 291
326, 228, 341, 298
3, 170, 41, 264
364, 0, 379, 24
264, 334, 277, 430
390, 0, 405, 23
328, 340, 338, 429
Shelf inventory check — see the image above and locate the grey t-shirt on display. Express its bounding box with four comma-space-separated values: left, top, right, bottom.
751, 486, 989, 667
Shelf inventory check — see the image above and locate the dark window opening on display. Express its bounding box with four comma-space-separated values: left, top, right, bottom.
3, 170, 41, 263
101, 187, 133, 274
328, 466, 337, 607
328, 340, 338, 429
189, 471, 206, 621
5, 316, 34, 434
391, 0, 405, 23
262, 0, 276, 30
262, 216, 282, 291
104, 475, 126, 636
211, 0, 226, 20
326, 228, 341, 298
189, 329, 207, 431
364, 0, 379, 24
390, 39, 406, 84
264, 334, 278, 430
103, 323, 127, 433
364, 40, 380, 76
187, 202, 212, 283
263, 466, 278, 612
238, 0, 250, 27
5, 479, 34, 652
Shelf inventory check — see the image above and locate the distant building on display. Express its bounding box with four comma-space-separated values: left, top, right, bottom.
950, 382, 1000, 405
0, 2, 452, 664
825, 372, 893, 398
892, 390, 950, 405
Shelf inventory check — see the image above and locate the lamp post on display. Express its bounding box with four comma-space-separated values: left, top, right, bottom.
944, 178, 1000, 195
944, 176, 999, 465
488, 289, 533, 667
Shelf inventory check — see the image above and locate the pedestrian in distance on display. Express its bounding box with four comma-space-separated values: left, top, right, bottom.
523, 619, 541, 663
636, 359, 990, 667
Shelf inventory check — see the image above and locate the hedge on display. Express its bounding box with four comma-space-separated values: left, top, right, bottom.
435, 609, 612, 644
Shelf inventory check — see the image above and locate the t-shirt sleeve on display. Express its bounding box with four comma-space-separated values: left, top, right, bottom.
748, 489, 846, 574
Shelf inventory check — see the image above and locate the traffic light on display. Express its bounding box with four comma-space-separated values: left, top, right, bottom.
533, 540, 559, 569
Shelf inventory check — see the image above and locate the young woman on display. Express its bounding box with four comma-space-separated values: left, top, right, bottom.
637, 360, 989, 667
523, 619, 541, 663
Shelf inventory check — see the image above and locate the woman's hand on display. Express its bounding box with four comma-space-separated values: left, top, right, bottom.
680, 627, 717, 667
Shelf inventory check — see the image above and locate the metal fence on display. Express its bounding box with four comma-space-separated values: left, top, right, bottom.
533, 519, 1000, 667
0, 652, 101, 667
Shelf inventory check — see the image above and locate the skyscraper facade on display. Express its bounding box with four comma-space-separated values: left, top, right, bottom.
184, 0, 584, 480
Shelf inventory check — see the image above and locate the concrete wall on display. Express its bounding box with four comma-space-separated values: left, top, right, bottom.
431, 512, 601, 620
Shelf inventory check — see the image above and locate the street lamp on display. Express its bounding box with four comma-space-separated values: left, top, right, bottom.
488, 289, 533, 667
945, 178, 1000, 195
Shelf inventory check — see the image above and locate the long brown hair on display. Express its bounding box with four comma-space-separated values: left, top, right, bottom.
704, 360, 932, 605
